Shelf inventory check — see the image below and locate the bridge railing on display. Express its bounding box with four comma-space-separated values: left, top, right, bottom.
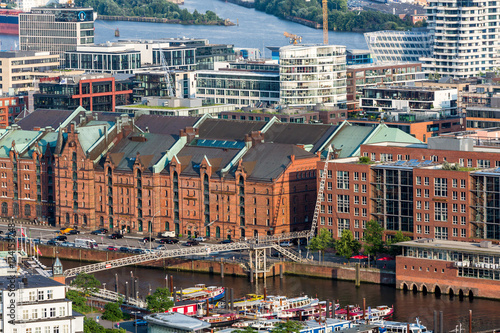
68, 286, 147, 308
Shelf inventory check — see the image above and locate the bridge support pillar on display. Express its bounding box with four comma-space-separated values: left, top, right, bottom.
250, 248, 267, 280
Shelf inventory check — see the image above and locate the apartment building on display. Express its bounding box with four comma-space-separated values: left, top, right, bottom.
279, 45, 347, 107
0, 51, 59, 91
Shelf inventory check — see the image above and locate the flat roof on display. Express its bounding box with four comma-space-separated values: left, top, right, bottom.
398, 239, 500, 255
0, 274, 65, 290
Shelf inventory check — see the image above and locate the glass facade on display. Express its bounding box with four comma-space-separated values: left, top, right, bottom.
64, 51, 141, 74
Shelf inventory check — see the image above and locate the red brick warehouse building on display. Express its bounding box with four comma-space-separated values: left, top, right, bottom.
318, 130, 500, 243
11, 110, 344, 239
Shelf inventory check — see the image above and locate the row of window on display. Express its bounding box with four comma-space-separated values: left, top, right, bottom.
415, 225, 467, 238
22, 306, 66, 320
13, 326, 69, 333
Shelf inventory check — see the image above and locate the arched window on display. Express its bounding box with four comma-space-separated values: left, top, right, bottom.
24, 204, 30, 217
216, 226, 221, 238
1, 202, 7, 216
165, 222, 170, 231
13, 203, 19, 216
254, 230, 258, 237
83, 215, 87, 225
74, 215, 78, 225
138, 220, 143, 232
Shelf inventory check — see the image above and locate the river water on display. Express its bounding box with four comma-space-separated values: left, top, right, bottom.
41, 257, 500, 332
0, 0, 367, 54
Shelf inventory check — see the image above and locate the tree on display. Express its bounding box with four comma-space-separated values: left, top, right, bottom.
102, 300, 123, 322
335, 230, 361, 261
270, 320, 304, 333
233, 327, 258, 333
146, 287, 174, 313
84, 318, 126, 333
307, 228, 334, 261
363, 220, 385, 257
386, 231, 411, 256
66, 290, 90, 313
71, 273, 101, 296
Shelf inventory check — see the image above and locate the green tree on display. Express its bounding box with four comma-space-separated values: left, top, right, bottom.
335, 230, 361, 261
307, 228, 334, 261
386, 231, 411, 256
233, 328, 258, 333
146, 287, 174, 313
66, 290, 91, 313
102, 300, 123, 322
84, 318, 126, 333
71, 273, 101, 296
363, 220, 385, 257
271, 320, 304, 333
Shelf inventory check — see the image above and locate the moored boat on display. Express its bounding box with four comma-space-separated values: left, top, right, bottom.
200, 313, 240, 327
176, 284, 225, 303
371, 319, 430, 333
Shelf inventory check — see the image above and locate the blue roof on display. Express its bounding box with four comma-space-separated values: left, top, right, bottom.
194, 139, 246, 149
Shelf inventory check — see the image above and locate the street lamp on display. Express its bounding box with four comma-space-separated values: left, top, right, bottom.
131, 310, 140, 333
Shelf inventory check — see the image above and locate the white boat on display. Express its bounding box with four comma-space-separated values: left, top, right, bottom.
371, 318, 431, 333
238, 295, 318, 319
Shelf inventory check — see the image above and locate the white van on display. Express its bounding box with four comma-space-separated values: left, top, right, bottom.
75, 238, 98, 249
158, 231, 175, 238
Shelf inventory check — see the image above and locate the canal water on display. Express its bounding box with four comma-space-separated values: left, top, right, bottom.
0, 0, 367, 53
42, 258, 500, 332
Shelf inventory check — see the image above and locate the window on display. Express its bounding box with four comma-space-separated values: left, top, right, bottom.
354, 207, 359, 216
461, 216, 466, 225
461, 192, 466, 201
354, 184, 359, 193
362, 184, 367, 193
452, 204, 458, 213
416, 188, 421, 197
53, 326, 60, 333
328, 217, 333, 226
424, 189, 429, 198
461, 204, 466, 213
461, 229, 466, 237
338, 218, 350, 235
416, 213, 421, 221
425, 213, 430, 222
29, 291, 35, 301
424, 201, 429, 210
461, 179, 466, 188
424, 177, 429, 186
452, 179, 457, 188
453, 228, 458, 237
434, 202, 448, 221
42, 308, 47, 318
361, 173, 367, 181
452, 191, 458, 200
434, 178, 447, 197
47, 289, 53, 300
32, 308, 38, 319
416, 201, 421, 210
354, 220, 359, 228
38, 290, 44, 300
381, 153, 393, 162
417, 225, 422, 233
468, 159, 473, 167
459, 158, 464, 167
354, 196, 359, 205
354, 172, 359, 181
362, 197, 367, 205
435, 226, 448, 240
59, 307, 66, 316
337, 195, 349, 213
50, 308, 56, 317
320, 216, 325, 225
362, 208, 367, 217
416, 176, 421, 185
477, 159, 490, 168
336, 171, 349, 189
453, 216, 458, 224
23, 309, 29, 319
425, 225, 430, 234
371, 153, 376, 161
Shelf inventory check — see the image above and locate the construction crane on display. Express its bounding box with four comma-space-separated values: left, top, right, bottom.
322, 0, 328, 45
284, 31, 302, 45
157, 44, 175, 98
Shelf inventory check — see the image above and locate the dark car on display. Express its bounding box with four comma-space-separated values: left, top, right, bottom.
119, 247, 130, 253
132, 248, 146, 254
108, 233, 123, 239
91, 228, 108, 235
2, 236, 14, 242
219, 239, 233, 244
107, 246, 119, 251
133, 319, 148, 327
54, 235, 67, 241
32, 238, 42, 244
67, 229, 80, 235
184, 240, 199, 247
47, 239, 59, 246
5, 231, 16, 237
157, 237, 178, 244
141, 236, 155, 243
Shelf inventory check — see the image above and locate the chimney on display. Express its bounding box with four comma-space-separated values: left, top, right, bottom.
250, 131, 264, 146
185, 126, 197, 143
245, 134, 252, 148
179, 129, 187, 139
291, 154, 295, 162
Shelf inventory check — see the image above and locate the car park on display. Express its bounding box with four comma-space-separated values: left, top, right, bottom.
119, 247, 130, 253
107, 246, 119, 251
108, 233, 123, 239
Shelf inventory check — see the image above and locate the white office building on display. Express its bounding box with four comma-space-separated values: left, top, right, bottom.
279, 45, 347, 107
19, 7, 96, 59
0, 274, 84, 333
364, 29, 432, 63
420, 0, 500, 77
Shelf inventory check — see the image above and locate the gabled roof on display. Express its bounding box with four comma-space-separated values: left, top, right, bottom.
198, 118, 266, 141
15, 109, 79, 130
264, 123, 337, 152
77, 124, 112, 155
242, 143, 316, 181
175, 145, 242, 177
107, 132, 177, 172
134, 115, 200, 136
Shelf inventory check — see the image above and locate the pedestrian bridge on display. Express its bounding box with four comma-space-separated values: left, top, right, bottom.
68, 286, 147, 308
63, 231, 310, 278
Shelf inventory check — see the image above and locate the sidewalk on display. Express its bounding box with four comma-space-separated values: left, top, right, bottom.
86, 313, 147, 332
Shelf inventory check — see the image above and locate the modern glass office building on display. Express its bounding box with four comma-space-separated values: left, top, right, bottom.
19, 6, 95, 59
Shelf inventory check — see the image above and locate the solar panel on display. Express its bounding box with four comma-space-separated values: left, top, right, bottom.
394, 161, 406, 166
495, 168, 500, 173
408, 159, 419, 164
422, 160, 432, 165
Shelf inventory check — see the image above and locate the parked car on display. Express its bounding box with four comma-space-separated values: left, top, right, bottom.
67, 229, 80, 235
156, 245, 167, 250
2, 236, 14, 242
194, 236, 206, 242
183, 240, 199, 247
133, 319, 148, 326
54, 235, 68, 242
119, 247, 130, 253
108, 233, 123, 239
280, 241, 293, 247
47, 239, 60, 246
219, 239, 233, 244
157, 237, 178, 244
5, 231, 16, 237
141, 236, 155, 243
60, 242, 74, 247
107, 246, 119, 251
91, 228, 108, 235
32, 238, 42, 244
132, 248, 146, 254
